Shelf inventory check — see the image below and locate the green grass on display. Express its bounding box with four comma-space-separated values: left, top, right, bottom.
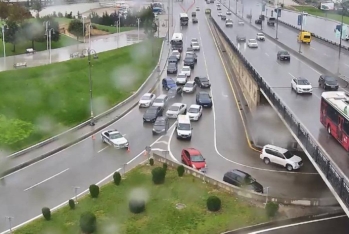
0, 39, 162, 152
14, 163, 270, 234
0, 34, 79, 58
92, 23, 136, 33
293, 6, 349, 24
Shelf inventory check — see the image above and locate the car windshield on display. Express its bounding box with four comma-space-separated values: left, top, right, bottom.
199, 94, 210, 100
280, 51, 289, 55
185, 83, 193, 87
172, 51, 179, 55
200, 77, 209, 82
257, 33, 264, 36
178, 74, 186, 78
183, 67, 190, 71
188, 108, 199, 113
249, 39, 256, 43
244, 175, 256, 184
154, 120, 165, 126
110, 132, 123, 139
192, 42, 199, 46
325, 78, 337, 85
298, 79, 309, 85
190, 154, 204, 162
283, 151, 294, 159
146, 108, 157, 114
154, 98, 164, 103
141, 95, 151, 100
192, 39, 198, 42
169, 106, 180, 111
178, 123, 191, 130
167, 79, 175, 85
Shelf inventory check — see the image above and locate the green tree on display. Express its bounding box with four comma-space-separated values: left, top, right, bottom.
4, 20, 19, 52
20, 20, 44, 49
32, 0, 43, 18
7, 3, 32, 23
68, 19, 83, 40
40, 17, 60, 42
0, 2, 9, 20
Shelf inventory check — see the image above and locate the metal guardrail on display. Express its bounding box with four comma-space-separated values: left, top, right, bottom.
211, 17, 349, 211
8, 39, 168, 159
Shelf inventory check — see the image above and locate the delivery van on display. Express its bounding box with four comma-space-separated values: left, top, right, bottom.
298, 31, 311, 44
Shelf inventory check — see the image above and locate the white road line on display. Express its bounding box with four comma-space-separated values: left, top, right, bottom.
248, 215, 347, 233
310, 46, 316, 50
265, 52, 269, 57
167, 121, 179, 162
24, 168, 69, 191
288, 72, 296, 78
97, 146, 109, 153
155, 141, 169, 145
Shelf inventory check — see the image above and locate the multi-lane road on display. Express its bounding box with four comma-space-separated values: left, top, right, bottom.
0, 1, 337, 233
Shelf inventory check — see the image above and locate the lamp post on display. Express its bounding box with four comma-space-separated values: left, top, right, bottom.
338, 4, 347, 58
82, 16, 87, 43
275, 8, 280, 39
167, 0, 170, 43
235, 0, 238, 14
298, 12, 304, 53
5, 216, 14, 233
1, 24, 8, 58
81, 47, 98, 126
43, 21, 50, 61
137, 18, 140, 42
48, 28, 54, 64
74, 186, 80, 204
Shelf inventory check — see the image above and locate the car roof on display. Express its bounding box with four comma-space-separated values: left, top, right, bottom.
198, 91, 210, 95
172, 50, 179, 53
183, 66, 190, 69
172, 103, 184, 107
186, 80, 195, 84
185, 147, 201, 155
189, 104, 201, 109
143, 93, 152, 97
156, 116, 167, 121
106, 129, 120, 134
149, 106, 159, 110
225, 169, 250, 178
297, 77, 308, 81
257, 33, 264, 35
157, 94, 167, 99
263, 144, 287, 153
323, 75, 336, 80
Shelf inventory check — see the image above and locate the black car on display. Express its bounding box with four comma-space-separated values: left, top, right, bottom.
167, 63, 178, 74
143, 106, 163, 123
223, 169, 263, 193
259, 14, 265, 20
255, 19, 262, 24
196, 92, 212, 108
192, 17, 198, 23
186, 52, 197, 62
172, 44, 183, 52
152, 116, 169, 135
277, 51, 290, 61
184, 56, 195, 69
221, 15, 226, 20
187, 47, 194, 52
318, 75, 339, 91
194, 76, 211, 88
168, 55, 178, 65
236, 35, 246, 42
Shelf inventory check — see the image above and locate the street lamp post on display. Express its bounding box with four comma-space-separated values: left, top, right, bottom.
43, 21, 50, 61
1, 24, 8, 58
235, 0, 238, 14
167, 0, 170, 43
48, 28, 54, 64
74, 186, 80, 204
5, 216, 14, 233
298, 12, 304, 53
137, 18, 140, 42
338, 4, 347, 58
82, 16, 87, 43
276, 8, 280, 39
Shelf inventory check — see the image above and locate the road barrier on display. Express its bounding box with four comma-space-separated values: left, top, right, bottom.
3, 39, 170, 175
210, 16, 349, 211
152, 153, 338, 206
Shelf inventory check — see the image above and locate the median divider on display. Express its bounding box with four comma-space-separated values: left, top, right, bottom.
3, 39, 170, 176
209, 16, 349, 210
152, 153, 338, 206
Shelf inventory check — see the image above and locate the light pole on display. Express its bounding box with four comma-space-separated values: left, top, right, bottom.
82, 16, 87, 43
167, 0, 170, 43
137, 18, 140, 42
338, 4, 347, 58
43, 21, 50, 61
81, 47, 98, 126
1, 24, 8, 58
235, 0, 238, 14
48, 28, 54, 64
298, 12, 304, 53
275, 8, 280, 39
5, 216, 14, 233
74, 186, 80, 204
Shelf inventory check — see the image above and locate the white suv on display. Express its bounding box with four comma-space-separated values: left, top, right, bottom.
260, 145, 303, 171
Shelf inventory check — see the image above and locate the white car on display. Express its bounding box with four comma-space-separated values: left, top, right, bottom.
238, 20, 244, 25
191, 42, 200, 51
196, 6, 200, 11
225, 19, 233, 27
166, 103, 187, 118
181, 66, 191, 77
302, 11, 308, 15
260, 145, 303, 171
139, 93, 156, 107
187, 104, 202, 121
216, 3, 221, 6
291, 77, 313, 94
101, 129, 129, 149
176, 72, 188, 85
172, 50, 181, 60
247, 39, 258, 48
191, 38, 198, 46
256, 33, 265, 41
183, 81, 197, 93
227, 11, 232, 15
218, 12, 222, 16
152, 94, 168, 107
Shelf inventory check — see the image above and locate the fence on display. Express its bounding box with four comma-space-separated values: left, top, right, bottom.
210, 17, 349, 211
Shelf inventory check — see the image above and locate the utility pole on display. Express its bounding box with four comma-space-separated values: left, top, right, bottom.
276, 8, 279, 39
5, 216, 14, 233
298, 12, 304, 53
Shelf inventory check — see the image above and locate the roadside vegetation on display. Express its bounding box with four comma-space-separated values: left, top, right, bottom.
293, 6, 349, 24
0, 38, 162, 152
14, 162, 271, 234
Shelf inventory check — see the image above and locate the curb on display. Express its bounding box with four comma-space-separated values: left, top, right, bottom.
2, 39, 170, 177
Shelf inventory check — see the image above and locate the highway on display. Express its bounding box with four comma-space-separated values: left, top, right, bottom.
0, 1, 333, 232
211, 0, 349, 211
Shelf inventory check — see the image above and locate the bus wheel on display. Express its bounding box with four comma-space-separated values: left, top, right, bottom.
327, 125, 331, 134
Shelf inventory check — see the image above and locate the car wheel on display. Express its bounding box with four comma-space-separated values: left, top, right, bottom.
286, 164, 293, 171
327, 125, 331, 134
184, 109, 187, 114
263, 157, 270, 164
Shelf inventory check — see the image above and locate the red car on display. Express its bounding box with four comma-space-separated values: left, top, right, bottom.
181, 148, 206, 170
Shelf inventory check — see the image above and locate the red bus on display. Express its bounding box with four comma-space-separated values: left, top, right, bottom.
321, 91, 349, 151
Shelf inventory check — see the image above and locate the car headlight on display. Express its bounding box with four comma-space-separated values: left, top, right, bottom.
192, 164, 196, 169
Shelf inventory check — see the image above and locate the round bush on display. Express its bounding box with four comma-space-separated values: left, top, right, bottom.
80, 211, 97, 234
265, 201, 279, 217
163, 163, 168, 171
68, 199, 75, 210
206, 196, 221, 212
149, 158, 154, 166
129, 199, 145, 214
151, 167, 166, 184
113, 171, 122, 185
41, 207, 51, 220
177, 165, 185, 177
89, 184, 100, 198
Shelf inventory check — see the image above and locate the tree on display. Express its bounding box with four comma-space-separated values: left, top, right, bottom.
32, 0, 43, 18
4, 20, 19, 52
68, 19, 84, 40
80, 212, 97, 234
0, 2, 9, 20
7, 3, 32, 23
20, 20, 44, 49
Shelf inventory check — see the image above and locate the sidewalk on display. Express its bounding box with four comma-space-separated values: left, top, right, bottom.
2, 40, 171, 176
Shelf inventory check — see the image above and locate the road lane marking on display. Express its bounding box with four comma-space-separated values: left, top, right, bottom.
155, 141, 169, 145
288, 72, 296, 78
204, 16, 318, 175
24, 168, 69, 191
248, 215, 346, 233
97, 146, 109, 153
310, 46, 316, 50
265, 52, 269, 57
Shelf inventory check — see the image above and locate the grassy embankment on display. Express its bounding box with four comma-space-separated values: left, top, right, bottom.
293, 6, 349, 24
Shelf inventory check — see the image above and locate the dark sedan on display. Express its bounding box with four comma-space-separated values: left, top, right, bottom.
143, 106, 163, 123
186, 52, 197, 62
221, 15, 226, 20
152, 117, 169, 135
223, 169, 263, 193
194, 76, 211, 88
318, 75, 339, 91
184, 56, 195, 69
277, 51, 290, 61
196, 92, 212, 108
255, 19, 262, 24
236, 35, 246, 42
167, 63, 178, 74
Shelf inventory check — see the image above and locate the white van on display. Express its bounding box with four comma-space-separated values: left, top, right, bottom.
176, 115, 192, 140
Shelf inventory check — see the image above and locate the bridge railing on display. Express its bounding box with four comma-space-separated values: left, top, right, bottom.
210, 17, 349, 211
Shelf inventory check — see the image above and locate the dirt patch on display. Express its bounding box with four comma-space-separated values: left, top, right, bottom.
59, 21, 110, 39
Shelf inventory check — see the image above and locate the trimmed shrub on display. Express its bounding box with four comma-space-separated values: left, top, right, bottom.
177, 165, 185, 177
163, 163, 168, 171
206, 196, 221, 212
113, 171, 122, 185
89, 184, 100, 198
80, 211, 97, 233
41, 207, 51, 220
129, 199, 146, 214
151, 167, 166, 184
265, 201, 279, 217
68, 199, 75, 209
149, 158, 154, 166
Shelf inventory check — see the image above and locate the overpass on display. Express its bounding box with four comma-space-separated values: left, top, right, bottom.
211, 0, 349, 216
